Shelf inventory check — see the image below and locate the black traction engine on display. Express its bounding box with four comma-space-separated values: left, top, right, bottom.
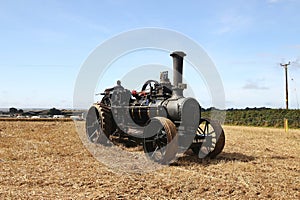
86, 51, 225, 164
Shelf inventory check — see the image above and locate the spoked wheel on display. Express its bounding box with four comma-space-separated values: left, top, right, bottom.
86, 105, 110, 144
192, 118, 225, 158
143, 117, 178, 164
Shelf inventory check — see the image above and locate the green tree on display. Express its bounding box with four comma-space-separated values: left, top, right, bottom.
9, 107, 18, 114
48, 108, 62, 115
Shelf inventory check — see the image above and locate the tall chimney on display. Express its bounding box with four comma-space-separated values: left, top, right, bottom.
170, 51, 186, 98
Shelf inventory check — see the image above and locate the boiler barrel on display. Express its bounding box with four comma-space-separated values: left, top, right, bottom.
129, 105, 167, 126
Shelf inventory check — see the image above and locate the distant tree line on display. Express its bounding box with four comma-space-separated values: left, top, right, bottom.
4, 107, 63, 116
202, 107, 300, 129
2, 107, 82, 118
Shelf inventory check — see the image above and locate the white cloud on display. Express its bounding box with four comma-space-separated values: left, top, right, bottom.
242, 80, 269, 90
291, 57, 300, 68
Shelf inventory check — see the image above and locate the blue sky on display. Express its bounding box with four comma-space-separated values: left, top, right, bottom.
1, 0, 300, 109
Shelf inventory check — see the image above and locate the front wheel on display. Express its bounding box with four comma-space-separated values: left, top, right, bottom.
191, 118, 225, 158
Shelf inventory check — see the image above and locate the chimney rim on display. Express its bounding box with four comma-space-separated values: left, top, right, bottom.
170, 51, 186, 58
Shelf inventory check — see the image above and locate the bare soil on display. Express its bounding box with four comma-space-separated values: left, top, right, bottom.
0, 121, 299, 199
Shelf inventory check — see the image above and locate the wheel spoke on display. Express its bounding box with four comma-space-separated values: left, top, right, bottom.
151, 146, 160, 158
204, 122, 209, 133
89, 130, 97, 139
159, 147, 165, 156
208, 130, 215, 135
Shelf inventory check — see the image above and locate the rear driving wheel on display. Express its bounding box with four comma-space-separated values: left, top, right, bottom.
143, 117, 178, 164
86, 105, 109, 144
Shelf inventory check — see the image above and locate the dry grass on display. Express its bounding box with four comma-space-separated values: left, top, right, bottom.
0, 121, 299, 199
0, 118, 72, 122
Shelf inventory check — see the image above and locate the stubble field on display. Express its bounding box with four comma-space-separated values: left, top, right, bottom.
0, 120, 299, 199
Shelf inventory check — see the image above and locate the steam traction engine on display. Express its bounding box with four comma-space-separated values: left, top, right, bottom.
86, 51, 225, 164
